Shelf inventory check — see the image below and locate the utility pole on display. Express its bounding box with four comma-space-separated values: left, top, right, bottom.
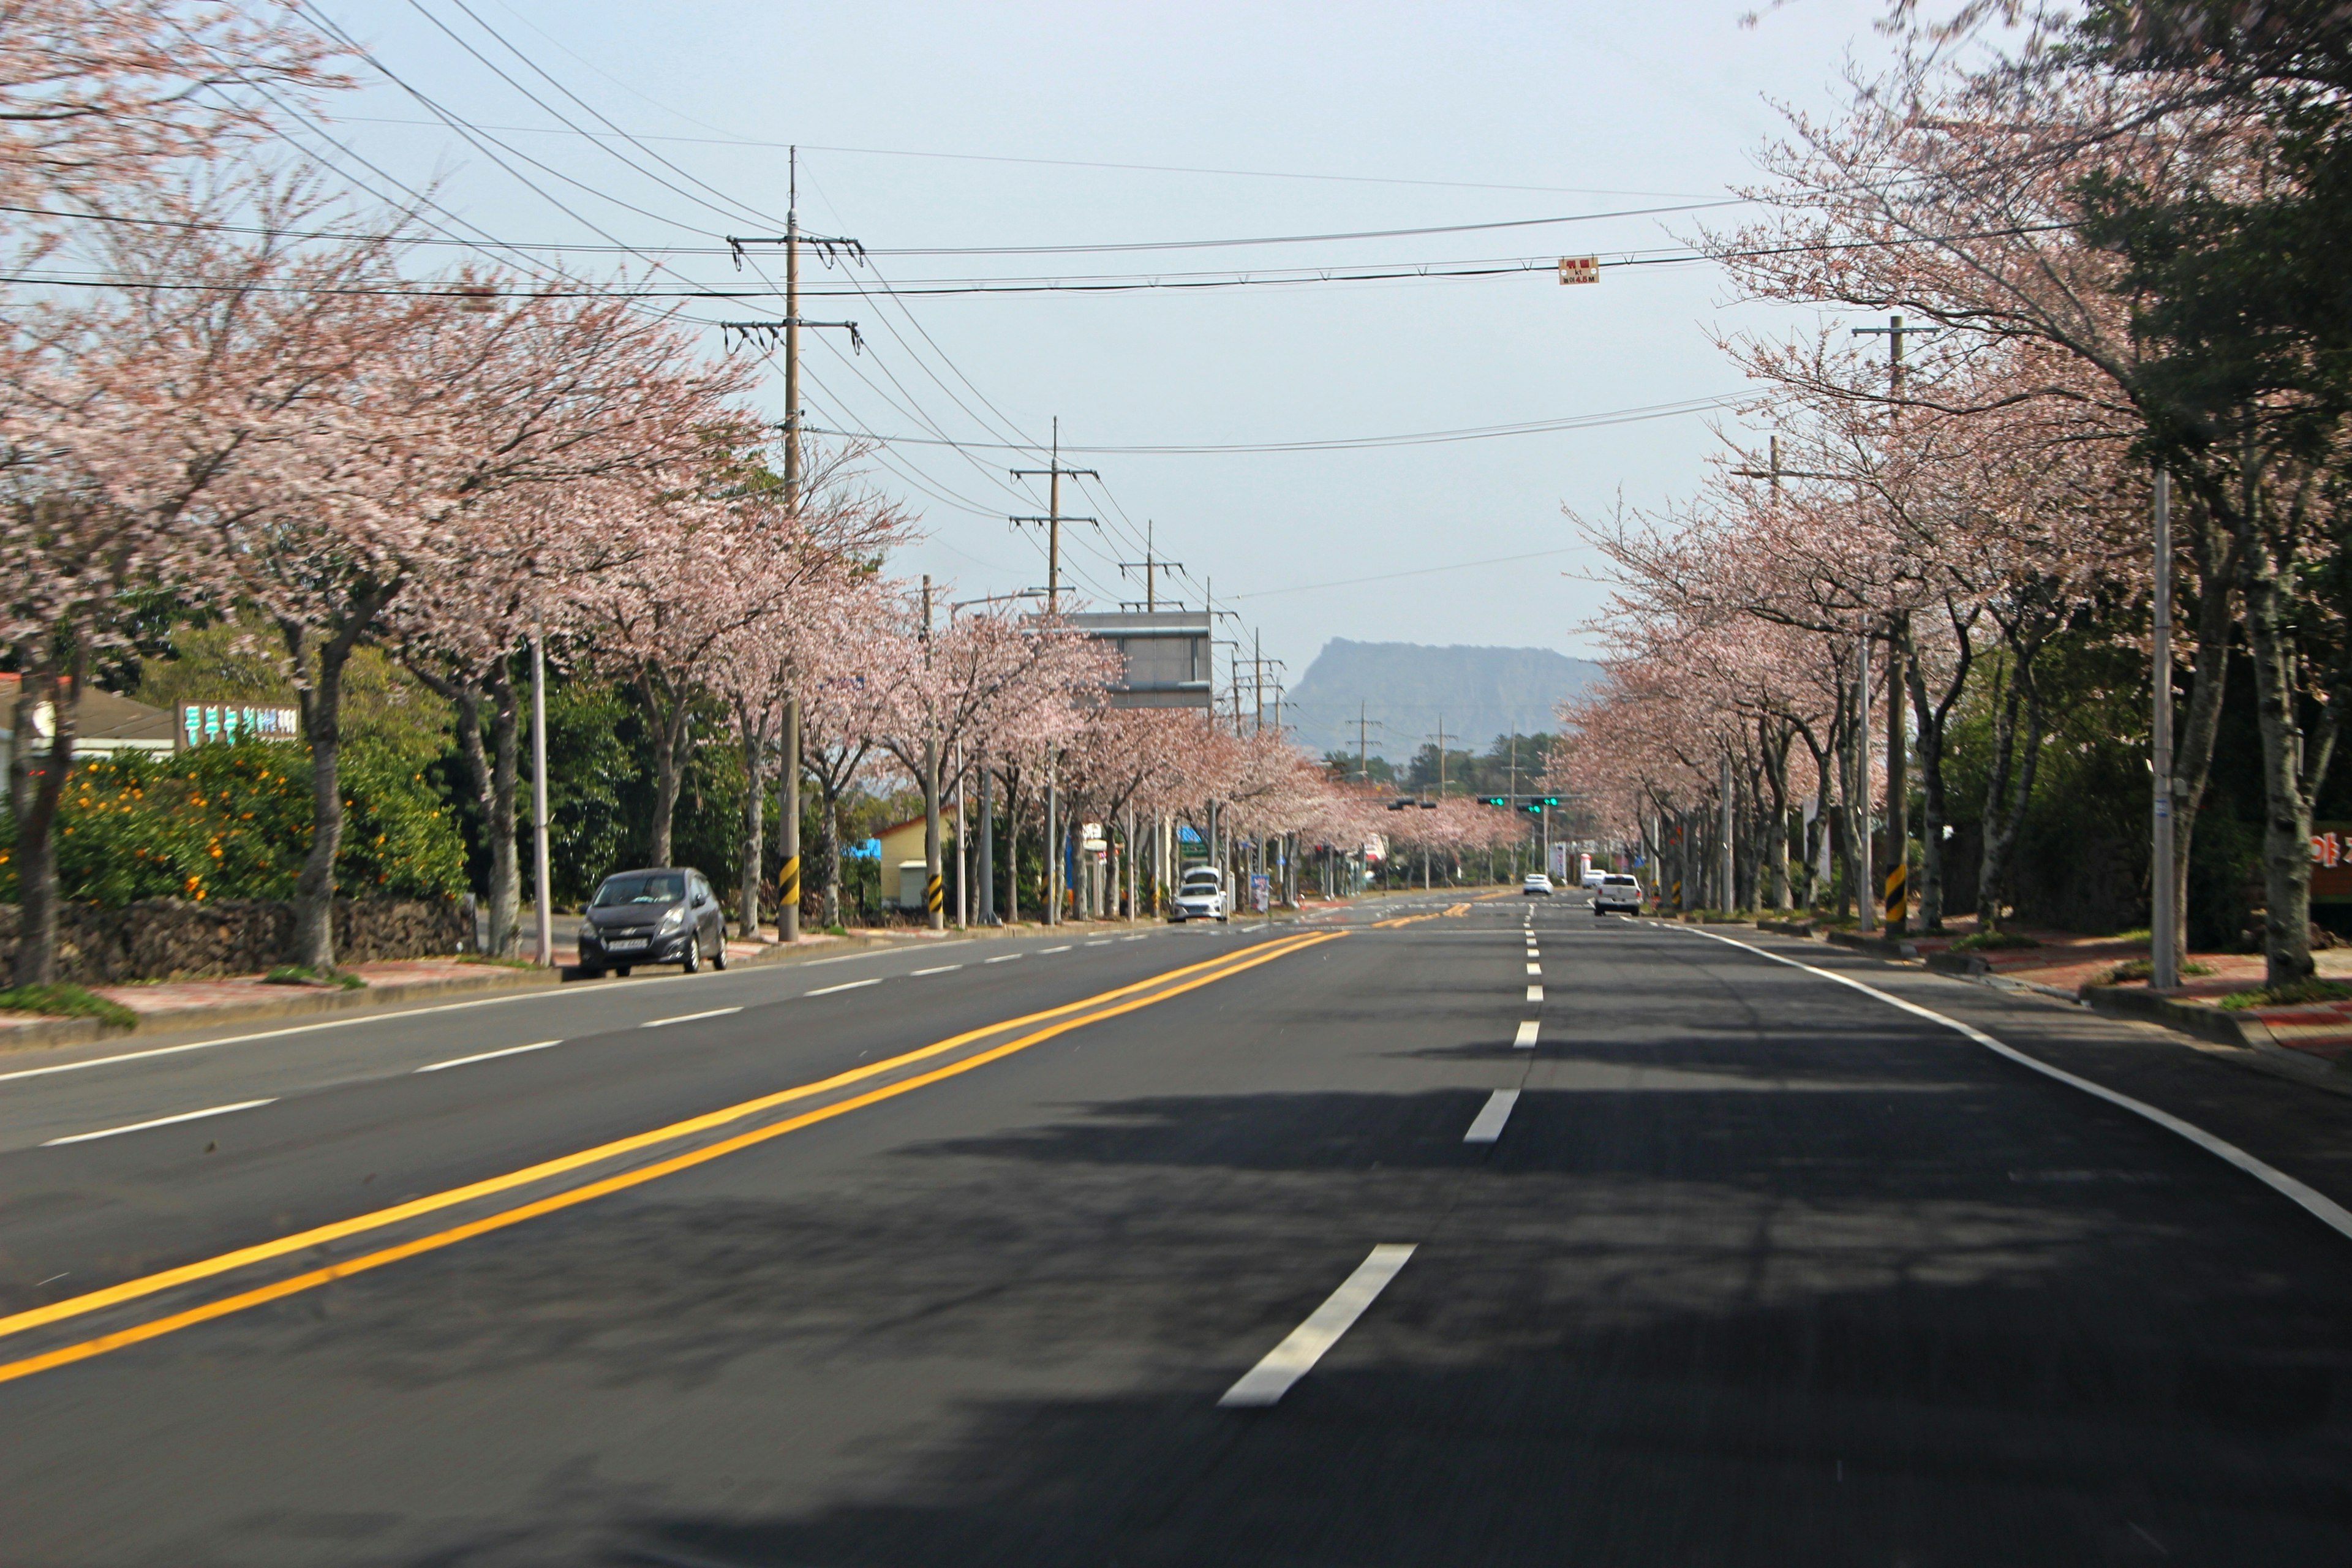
1852, 314, 1936, 935
921, 576, 944, 931
1253, 630, 1265, 733
1118, 521, 1182, 611
530, 627, 552, 967
1011, 419, 1099, 926
1359, 703, 1377, 783
2152, 466, 2178, 988
726, 151, 865, 944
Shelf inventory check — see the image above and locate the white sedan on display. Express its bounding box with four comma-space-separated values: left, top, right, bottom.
1521, 873, 1554, 896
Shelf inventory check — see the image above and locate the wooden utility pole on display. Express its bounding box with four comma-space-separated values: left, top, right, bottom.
725, 150, 864, 943
1118, 521, 1182, 611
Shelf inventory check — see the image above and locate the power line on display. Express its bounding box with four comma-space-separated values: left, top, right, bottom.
810, 394, 1742, 456
331, 114, 1721, 198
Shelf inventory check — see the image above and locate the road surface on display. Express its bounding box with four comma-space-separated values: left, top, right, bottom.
5, 894, 2352, 1564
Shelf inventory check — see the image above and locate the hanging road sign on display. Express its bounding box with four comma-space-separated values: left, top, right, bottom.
1558, 256, 1599, 285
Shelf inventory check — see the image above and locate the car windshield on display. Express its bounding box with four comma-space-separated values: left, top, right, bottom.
1182, 873, 1218, 887
594, 873, 685, 907
1603, 876, 1636, 886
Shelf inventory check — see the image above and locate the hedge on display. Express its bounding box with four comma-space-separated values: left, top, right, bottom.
0, 739, 464, 906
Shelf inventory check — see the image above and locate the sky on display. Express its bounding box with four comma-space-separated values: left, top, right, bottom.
314, 0, 1907, 739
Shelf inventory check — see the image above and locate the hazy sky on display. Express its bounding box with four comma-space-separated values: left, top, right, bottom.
320, 1, 1904, 742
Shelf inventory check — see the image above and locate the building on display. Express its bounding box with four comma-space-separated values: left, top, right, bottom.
1062, 610, 1214, 710
0, 676, 179, 761
873, 813, 958, 911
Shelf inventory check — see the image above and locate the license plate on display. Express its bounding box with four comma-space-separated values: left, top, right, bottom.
606, 938, 649, 951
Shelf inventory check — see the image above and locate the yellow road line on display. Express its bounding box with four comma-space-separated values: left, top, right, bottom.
0, 931, 1339, 1385
0, 932, 1331, 1351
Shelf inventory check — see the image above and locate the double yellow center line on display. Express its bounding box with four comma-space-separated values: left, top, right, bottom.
0, 927, 1340, 1386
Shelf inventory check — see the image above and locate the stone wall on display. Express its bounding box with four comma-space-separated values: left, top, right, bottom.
0, 897, 470, 985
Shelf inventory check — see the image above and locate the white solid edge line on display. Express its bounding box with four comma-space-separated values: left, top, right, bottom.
640, 1007, 742, 1028
1513, 1020, 1540, 1049
1673, 924, 2352, 1245
414, 1039, 564, 1073
1464, 1088, 1520, 1144
43, 1098, 277, 1146
805, 977, 883, 996
1527, 985, 1544, 1002
1219, 1243, 1418, 1408
909, 964, 963, 976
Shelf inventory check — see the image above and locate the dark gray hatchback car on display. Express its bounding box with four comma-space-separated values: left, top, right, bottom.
577, 867, 728, 977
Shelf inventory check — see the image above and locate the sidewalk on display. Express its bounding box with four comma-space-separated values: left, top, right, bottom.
0, 908, 1260, 1054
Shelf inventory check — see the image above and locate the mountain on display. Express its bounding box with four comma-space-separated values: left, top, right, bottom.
1280, 639, 1604, 759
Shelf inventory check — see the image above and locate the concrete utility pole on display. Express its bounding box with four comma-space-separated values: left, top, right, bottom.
1011, 419, 1099, 925
1850, 313, 1936, 937
530, 627, 552, 967
1118, 521, 1182, 611
725, 150, 865, 944
921, 576, 943, 931
2152, 466, 2178, 988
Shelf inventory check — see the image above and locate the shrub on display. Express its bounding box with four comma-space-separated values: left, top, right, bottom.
1953, 930, 2042, 952
0, 741, 464, 906
2095, 957, 2215, 985
0, 984, 137, 1028
2217, 979, 2352, 1011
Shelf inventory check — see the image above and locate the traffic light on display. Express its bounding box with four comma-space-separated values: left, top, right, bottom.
1479, 796, 1507, 807
1521, 802, 1544, 815
1388, 798, 1413, 812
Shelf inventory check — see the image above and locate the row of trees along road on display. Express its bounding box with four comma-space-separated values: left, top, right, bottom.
1, 2, 1532, 986
1553, 1, 2352, 990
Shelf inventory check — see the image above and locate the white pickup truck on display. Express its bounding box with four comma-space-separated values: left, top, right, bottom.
1592, 873, 1645, 915
1172, 866, 1231, 922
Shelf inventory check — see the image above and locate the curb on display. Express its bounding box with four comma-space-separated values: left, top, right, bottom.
0, 965, 562, 1054
1756, 919, 1817, 938
2079, 983, 2352, 1097
2079, 982, 2268, 1049
1826, 929, 1918, 960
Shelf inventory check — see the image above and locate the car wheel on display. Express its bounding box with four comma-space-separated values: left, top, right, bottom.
711, 933, 728, 971
681, 933, 701, 974
614, 965, 632, 977
579, 962, 603, 979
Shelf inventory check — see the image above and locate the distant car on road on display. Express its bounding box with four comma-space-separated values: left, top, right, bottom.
1521, 873, 1554, 896
578, 867, 728, 976
1172, 866, 1230, 922
1581, 864, 1607, 890
1593, 873, 1644, 916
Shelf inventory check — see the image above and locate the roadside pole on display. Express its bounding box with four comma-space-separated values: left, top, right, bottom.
2152, 467, 2178, 989
1720, 753, 1735, 912
530, 628, 553, 967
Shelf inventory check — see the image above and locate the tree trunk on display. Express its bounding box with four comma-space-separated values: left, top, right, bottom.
816, 786, 843, 930
288, 624, 355, 972
1905, 609, 1973, 934
638, 675, 695, 869
2162, 511, 2241, 970
1977, 627, 2052, 934
737, 706, 765, 938
8, 658, 76, 988
2245, 554, 2323, 987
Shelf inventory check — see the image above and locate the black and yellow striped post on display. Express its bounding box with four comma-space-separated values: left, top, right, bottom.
1883, 861, 1907, 927
925, 873, 944, 916
779, 855, 801, 910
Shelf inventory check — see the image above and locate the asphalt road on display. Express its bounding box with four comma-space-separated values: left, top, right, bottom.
6, 893, 2352, 1565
